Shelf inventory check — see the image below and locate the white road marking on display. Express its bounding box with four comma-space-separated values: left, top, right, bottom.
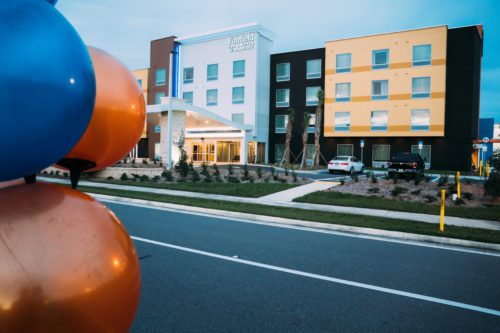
132, 236, 500, 317
99, 198, 500, 258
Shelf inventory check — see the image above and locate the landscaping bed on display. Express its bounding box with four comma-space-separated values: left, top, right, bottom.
295, 175, 500, 221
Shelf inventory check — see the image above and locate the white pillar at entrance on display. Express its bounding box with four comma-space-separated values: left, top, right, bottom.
166, 52, 174, 169
240, 131, 248, 165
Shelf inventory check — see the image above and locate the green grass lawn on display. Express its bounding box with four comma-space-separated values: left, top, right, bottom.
77, 185, 500, 244
294, 191, 500, 222
89, 179, 297, 198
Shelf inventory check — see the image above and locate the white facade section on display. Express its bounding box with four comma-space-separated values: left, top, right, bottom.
176, 23, 273, 151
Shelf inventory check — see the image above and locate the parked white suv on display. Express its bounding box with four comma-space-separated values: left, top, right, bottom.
328, 156, 364, 174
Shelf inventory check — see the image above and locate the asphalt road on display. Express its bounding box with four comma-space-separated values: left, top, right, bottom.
105, 201, 500, 332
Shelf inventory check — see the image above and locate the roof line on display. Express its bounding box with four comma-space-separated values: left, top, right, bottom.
325, 25, 448, 43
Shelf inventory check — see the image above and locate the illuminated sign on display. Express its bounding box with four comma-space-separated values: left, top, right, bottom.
228, 33, 255, 53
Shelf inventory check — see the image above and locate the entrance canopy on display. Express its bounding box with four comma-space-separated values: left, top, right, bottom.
147, 97, 253, 135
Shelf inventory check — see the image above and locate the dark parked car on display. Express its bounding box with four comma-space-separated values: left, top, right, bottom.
387, 152, 425, 178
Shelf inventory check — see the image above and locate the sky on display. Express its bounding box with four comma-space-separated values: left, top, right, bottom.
57, 0, 499, 122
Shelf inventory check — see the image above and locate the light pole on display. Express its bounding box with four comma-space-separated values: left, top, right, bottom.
360, 139, 365, 163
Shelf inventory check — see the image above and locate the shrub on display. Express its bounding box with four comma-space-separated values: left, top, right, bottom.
411, 189, 422, 195
243, 164, 250, 180
350, 173, 359, 182
175, 132, 189, 177
55, 170, 60, 176
190, 168, 200, 182
228, 176, 240, 183
454, 198, 466, 206
391, 186, 408, 197
215, 175, 223, 183
367, 188, 380, 194
49, 171, 54, 176
292, 169, 298, 183
256, 166, 263, 179
120, 173, 129, 181
201, 163, 209, 176
462, 192, 474, 200
437, 175, 449, 187
142, 159, 148, 165
131, 159, 136, 165
371, 173, 377, 184
227, 163, 233, 175
132, 173, 140, 179
272, 171, 279, 181
212, 163, 220, 176
107, 176, 114, 180
152, 175, 160, 182
484, 172, 500, 198
203, 174, 213, 183
284, 166, 289, 176
140, 175, 149, 182
63, 172, 69, 178
424, 194, 437, 203
162, 170, 174, 182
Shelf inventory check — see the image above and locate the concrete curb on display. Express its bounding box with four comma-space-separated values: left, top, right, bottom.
89, 192, 500, 253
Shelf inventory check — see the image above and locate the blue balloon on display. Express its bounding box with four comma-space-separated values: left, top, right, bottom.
0, 0, 95, 181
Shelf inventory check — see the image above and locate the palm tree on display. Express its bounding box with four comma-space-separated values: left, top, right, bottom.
313, 89, 325, 167
300, 113, 311, 170
280, 108, 295, 166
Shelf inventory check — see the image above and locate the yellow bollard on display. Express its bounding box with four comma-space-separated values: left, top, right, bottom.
479, 161, 483, 176
456, 171, 461, 199
440, 189, 445, 232
486, 162, 490, 177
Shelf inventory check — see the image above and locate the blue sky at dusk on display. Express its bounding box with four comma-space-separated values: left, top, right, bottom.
58, 0, 499, 121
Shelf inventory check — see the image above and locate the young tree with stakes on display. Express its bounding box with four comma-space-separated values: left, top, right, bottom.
300, 113, 311, 170
313, 88, 324, 167
280, 108, 295, 167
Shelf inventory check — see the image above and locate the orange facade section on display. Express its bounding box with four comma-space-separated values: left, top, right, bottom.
324, 26, 447, 137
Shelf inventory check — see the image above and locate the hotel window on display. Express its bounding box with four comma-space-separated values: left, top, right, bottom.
207, 64, 218, 81
372, 49, 389, 69
411, 145, 431, 165
334, 112, 350, 131
232, 87, 245, 104
275, 144, 285, 162
155, 68, 166, 86
206, 89, 218, 106
276, 89, 290, 107
232, 113, 244, 124
182, 91, 193, 104
412, 77, 431, 98
413, 44, 432, 66
411, 109, 430, 131
335, 83, 351, 102
154, 125, 161, 134
275, 115, 288, 133
137, 79, 143, 88
233, 60, 245, 78
306, 86, 321, 106
307, 114, 316, 133
183, 67, 194, 84
155, 92, 165, 104
371, 110, 388, 131
336, 53, 351, 73
372, 80, 388, 100
306, 59, 322, 79
337, 144, 353, 156
372, 145, 390, 163
276, 63, 290, 81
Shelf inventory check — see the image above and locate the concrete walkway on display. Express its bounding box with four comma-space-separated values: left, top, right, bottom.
259, 181, 338, 202
38, 177, 500, 231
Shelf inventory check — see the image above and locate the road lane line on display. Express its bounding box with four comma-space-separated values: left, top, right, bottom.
132, 235, 500, 318
100, 199, 500, 257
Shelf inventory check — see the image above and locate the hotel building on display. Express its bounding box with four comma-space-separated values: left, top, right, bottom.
322, 25, 483, 171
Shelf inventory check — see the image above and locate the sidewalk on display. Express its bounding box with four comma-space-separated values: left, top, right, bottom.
39, 177, 500, 231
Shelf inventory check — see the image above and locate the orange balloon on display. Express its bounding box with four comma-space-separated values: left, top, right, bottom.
0, 183, 141, 332
60, 46, 145, 172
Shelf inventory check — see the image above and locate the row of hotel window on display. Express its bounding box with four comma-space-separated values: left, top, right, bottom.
275, 77, 432, 108
275, 109, 431, 133
274, 44, 432, 83
154, 87, 245, 106
335, 44, 432, 73
275, 144, 431, 164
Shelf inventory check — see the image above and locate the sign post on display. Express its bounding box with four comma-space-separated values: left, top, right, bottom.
456, 171, 460, 199
360, 139, 365, 164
